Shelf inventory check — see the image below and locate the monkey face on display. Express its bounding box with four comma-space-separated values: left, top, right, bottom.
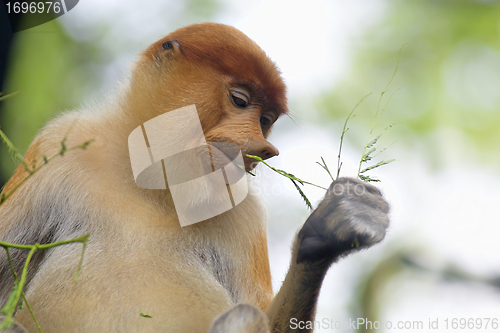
201, 80, 282, 171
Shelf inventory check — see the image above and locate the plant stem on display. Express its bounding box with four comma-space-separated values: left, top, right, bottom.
0, 140, 94, 205
338, 93, 371, 179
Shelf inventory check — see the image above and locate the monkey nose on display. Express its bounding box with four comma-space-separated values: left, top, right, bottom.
247, 139, 279, 160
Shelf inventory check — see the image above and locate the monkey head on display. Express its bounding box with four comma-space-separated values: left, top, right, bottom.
129, 23, 288, 171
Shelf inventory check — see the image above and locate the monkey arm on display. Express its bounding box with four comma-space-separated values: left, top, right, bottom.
266, 236, 330, 333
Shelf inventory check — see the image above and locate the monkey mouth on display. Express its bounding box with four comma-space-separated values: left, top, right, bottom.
207, 141, 247, 173
242, 156, 259, 172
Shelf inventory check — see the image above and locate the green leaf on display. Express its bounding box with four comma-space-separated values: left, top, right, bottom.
360, 159, 395, 174
140, 313, 152, 318
291, 179, 313, 210
361, 147, 377, 163
359, 174, 381, 183
365, 136, 380, 150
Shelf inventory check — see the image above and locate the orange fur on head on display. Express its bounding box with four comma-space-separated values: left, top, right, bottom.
141, 23, 288, 114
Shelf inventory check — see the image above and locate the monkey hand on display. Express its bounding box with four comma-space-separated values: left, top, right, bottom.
296, 178, 390, 264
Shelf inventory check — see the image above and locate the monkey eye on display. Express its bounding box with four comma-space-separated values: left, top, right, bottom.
260, 116, 271, 126
230, 89, 249, 108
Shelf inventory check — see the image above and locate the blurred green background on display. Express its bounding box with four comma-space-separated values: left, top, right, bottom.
1, 0, 499, 332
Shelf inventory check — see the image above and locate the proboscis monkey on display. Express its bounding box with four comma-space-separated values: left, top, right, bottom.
0, 23, 390, 333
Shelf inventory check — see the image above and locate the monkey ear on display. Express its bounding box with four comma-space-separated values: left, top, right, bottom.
162, 40, 180, 51
156, 39, 181, 64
